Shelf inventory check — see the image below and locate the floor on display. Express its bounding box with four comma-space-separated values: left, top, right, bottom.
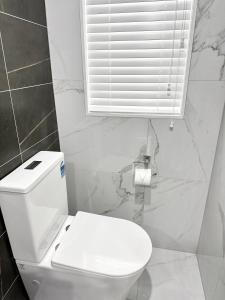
128, 248, 205, 300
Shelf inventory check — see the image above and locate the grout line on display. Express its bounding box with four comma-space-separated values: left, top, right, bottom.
0, 82, 53, 94
10, 82, 52, 92
46, 137, 59, 150
0, 11, 47, 29
0, 130, 58, 170
21, 130, 58, 154
2, 275, 19, 300
0, 32, 23, 163
0, 154, 21, 170
19, 108, 55, 146
0, 231, 6, 239
8, 58, 50, 74
0, 89, 9, 94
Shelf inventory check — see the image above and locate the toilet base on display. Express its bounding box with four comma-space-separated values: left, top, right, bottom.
18, 261, 142, 300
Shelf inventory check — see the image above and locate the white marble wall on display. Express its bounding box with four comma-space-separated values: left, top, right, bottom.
45, 0, 225, 253
197, 105, 225, 300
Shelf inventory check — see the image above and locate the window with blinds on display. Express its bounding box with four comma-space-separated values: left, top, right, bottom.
81, 0, 197, 118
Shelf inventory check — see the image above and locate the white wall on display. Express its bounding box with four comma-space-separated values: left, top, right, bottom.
45, 0, 225, 253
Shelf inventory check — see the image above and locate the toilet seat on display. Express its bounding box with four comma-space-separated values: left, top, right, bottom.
52, 212, 152, 277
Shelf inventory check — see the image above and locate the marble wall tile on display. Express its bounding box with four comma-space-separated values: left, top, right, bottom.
142, 81, 225, 252
198, 105, 225, 257
197, 255, 223, 300
61, 114, 148, 216
197, 104, 225, 299
190, 0, 225, 81
45, 0, 83, 81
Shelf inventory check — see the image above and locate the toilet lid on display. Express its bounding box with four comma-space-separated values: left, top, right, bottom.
52, 211, 152, 277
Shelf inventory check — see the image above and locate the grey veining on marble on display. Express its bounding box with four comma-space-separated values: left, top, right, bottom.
45, 0, 225, 254
190, 0, 225, 81
128, 248, 205, 300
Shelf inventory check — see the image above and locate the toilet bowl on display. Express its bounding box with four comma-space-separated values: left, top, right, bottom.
0, 151, 152, 300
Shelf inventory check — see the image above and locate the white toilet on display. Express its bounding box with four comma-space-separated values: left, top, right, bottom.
0, 151, 152, 300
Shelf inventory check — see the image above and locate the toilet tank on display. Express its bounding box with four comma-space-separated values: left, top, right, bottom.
0, 151, 68, 263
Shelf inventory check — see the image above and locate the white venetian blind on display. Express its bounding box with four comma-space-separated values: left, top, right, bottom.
81, 0, 196, 117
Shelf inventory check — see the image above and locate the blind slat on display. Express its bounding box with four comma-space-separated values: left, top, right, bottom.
87, 0, 192, 14
88, 30, 189, 41
87, 20, 190, 33
90, 82, 183, 91
87, 0, 189, 5
91, 91, 182, 99
87, 11, 191, 24
89, 66, 185, 75
89, 58, 185, 67
89, 74, 184, 83
88, 39, 188, 50
90, 98, 181, 106
89, 49, 187, 59
89, 105, 182, 114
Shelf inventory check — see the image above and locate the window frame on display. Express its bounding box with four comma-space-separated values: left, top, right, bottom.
80, 0, 198, 119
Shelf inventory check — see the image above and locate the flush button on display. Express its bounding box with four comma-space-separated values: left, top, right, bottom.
25, 161, 42, 170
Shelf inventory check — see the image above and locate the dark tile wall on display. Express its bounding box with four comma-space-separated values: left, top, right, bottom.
0, 1, 60, 299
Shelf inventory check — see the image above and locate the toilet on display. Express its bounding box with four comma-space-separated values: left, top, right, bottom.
0, 151, 152, 300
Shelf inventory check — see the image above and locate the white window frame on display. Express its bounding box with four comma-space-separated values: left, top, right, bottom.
80, 0, 198, 119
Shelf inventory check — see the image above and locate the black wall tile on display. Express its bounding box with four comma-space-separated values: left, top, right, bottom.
11, 83, 56, 147
0, 234, 18, 296
48, 137, 60, 152
20, 108, 58, 152
8, 59, 52, 89
0, 38, 8, 92
0, 155, 22, 180
0, 92, 21, 169
0, 209, 6, 237
3, 277, 28, 300
0, 0, 47, 26
0, 13, 50, 74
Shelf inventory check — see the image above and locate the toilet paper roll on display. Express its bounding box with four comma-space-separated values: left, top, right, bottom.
134, 168, 152, 187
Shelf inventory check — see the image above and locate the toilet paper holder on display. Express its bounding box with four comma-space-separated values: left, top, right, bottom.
133, 155, 157, 176
133, 155, 151, 169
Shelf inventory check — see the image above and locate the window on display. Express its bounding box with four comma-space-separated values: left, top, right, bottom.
81, 0, 197, 118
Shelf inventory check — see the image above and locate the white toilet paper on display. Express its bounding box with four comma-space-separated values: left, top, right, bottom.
134, 168, 152, 187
